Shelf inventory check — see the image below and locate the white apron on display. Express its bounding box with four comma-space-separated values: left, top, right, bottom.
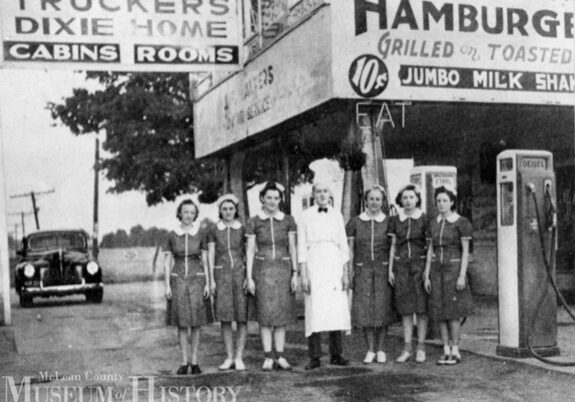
304, 243, 351, 337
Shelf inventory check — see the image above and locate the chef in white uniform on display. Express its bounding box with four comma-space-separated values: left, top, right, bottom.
298, 182, 351, 370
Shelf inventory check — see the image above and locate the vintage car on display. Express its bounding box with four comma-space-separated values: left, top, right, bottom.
15, 229, 103, 307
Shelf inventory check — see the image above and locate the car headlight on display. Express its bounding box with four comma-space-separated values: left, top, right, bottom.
24, 264, 35, 278
86, 261, 99, 275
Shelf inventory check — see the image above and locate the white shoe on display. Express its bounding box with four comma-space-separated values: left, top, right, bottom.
262, 358, 274, 371
218, 358, 234, 371
376, 351, 387, 363
415, 350, 426, 363
395, 351, 412, 363
363, 351, 376, 364
234, 358, 246, 371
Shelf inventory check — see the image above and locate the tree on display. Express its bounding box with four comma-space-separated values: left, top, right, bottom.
48, 72, 224, 205
49, 73, 345, 209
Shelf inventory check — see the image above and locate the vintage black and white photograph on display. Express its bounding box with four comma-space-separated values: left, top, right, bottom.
0, 1, 574, 401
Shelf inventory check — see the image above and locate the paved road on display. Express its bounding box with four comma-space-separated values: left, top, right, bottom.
1, 282, 574, 401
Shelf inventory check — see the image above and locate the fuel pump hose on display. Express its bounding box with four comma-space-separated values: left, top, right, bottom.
528, 189, 575, 366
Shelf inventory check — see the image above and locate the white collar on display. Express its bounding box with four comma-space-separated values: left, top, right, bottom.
436, 212, 460, 223
257, 210, 285, 221
359, 211, 386, 222
216, 220, 242, 230
174, 222, 200, 236
398, 209, 423, 222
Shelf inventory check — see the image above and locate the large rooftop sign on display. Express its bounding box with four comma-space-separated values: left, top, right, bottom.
332, 0, 574, 104
0, 0, 242, 71
194, 0, 574, 157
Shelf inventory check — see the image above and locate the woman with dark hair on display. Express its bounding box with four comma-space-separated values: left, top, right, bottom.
424, 185, 473, 365
206, 194, 252, 371
164, 199, 213, 375
245, 182, 298, 371
388, 184, 428, 363
346, 185, 394, 364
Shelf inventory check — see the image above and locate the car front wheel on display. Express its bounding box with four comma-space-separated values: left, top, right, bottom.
86, 288, 103, 303
19, 294, 33, 308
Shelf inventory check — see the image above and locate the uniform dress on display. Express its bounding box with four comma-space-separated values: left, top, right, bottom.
246, 211, 297, 326
164, 223, 214, 328
426, 213, 474, 322
298, 206, 351, 338
346, 212, 394, 328
207, 220, 254, 323
388, 209, 428, 316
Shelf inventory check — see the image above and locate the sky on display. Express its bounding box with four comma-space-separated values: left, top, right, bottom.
0, 69, 195, 240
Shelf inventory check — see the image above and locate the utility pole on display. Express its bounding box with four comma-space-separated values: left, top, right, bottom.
8, 211, 33, 238
10, 189, 55, 230
93, 136, 100, 258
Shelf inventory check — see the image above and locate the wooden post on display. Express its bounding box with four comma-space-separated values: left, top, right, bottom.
222, 156, 231, 193
229, 150, 248, 220
281, 138, 291, 214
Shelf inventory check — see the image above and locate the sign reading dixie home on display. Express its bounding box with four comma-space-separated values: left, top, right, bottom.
0, 0, 241, 71
332, 0, 574, 104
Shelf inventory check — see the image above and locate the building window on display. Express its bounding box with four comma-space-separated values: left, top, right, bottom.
243, 0, 260, 40
242, 0, 323, 58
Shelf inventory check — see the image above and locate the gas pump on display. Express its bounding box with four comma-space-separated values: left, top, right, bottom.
410, 166, 457, 218
496, 150, 560, 358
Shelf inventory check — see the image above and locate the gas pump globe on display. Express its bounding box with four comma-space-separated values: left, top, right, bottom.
496, 150, 559, 358
410, 166, 457, 218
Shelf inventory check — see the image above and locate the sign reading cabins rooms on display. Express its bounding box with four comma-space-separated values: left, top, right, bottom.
0, 0, 242, 71
333, 0, 575, 105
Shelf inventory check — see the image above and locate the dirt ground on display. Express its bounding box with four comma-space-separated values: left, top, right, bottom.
1, 281, 574, 402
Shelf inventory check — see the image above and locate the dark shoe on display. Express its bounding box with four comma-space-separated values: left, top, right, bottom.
436, 355, 449, 365
330, 354, 349, 366
176, 364, 188, 375
190, 364, 202, 374
445, 354, 461, 365
304, 358, 321, 370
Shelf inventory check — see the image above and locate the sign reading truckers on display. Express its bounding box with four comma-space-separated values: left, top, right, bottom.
0, 0, 242, 71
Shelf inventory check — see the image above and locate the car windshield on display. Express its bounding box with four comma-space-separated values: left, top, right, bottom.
27, 233, 86, 251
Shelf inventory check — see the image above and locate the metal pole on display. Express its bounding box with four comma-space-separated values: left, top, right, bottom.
20, 211, 25, 237
92, 137, 100, 258
281, 138, 291, 214
31, 191, 39, 229
0, 98, 12, 325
